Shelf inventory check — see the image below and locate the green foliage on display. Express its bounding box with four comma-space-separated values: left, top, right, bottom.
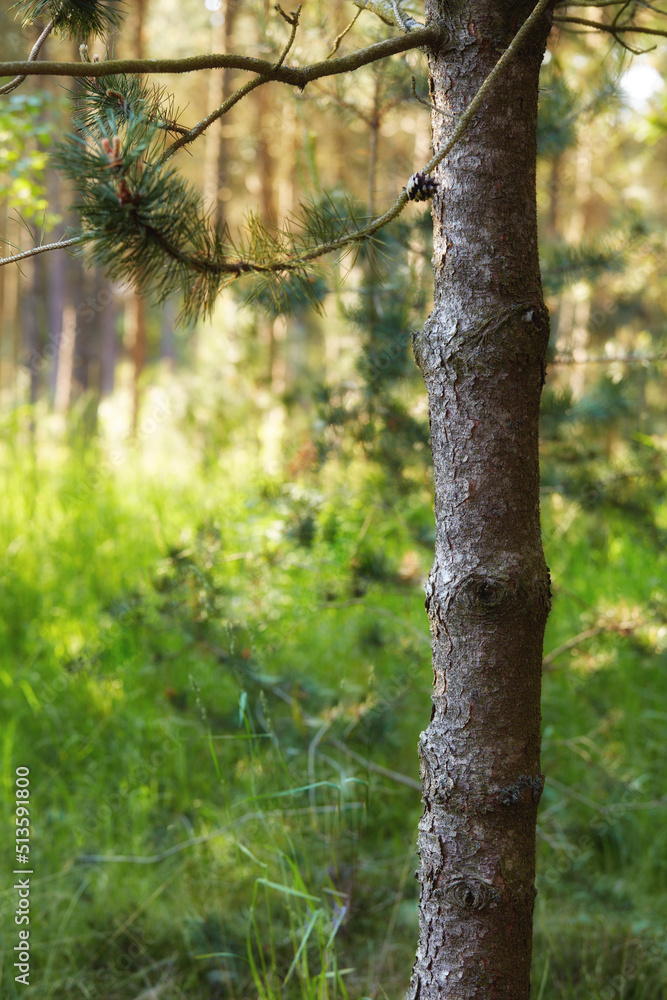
541, 369, 667, 539
538, 60, 624, 160
0, 92, 56, 221
540, 231, 631, 296
537, 74, 579, 158
315, 213, 431, 492
13, 0, 125, 38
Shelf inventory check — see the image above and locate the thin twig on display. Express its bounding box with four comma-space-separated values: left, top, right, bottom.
553, 14, 667, 37
326, 9, 362, 59
542, 621, 640, 670
390, 0, 410, 32
354, 0, 423, 32
161, 4, 303, 160
543, 775, 667, 816
0, 19, 54, 95
323, 599, 430, 645
0, 236, 83, 267
542, 627, 606, 669
555, 1, 664, 7
203, 639, 423, 791
274, 3, 302, 68
329, 740, 421, 790
411, 75, 452, 117
552, 352, 667, 365
160, 75, 268, 161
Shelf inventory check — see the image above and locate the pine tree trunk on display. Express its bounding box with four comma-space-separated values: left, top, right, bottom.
409, 4, 554, 998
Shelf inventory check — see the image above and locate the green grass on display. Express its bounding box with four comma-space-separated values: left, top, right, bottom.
0, 414, 665, 1000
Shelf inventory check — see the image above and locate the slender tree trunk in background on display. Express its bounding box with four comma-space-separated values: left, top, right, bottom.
3, 213, 21, 403
159, 297, 176, 369
22, 255, 47, 404
72, 262, 93, 393
203, 0, 236, 226
129, 0, 148, 435
368, 88, 380, 217
126, 293, 147, 437
98, 273, 117, 399
46, 231, 66, 402
256, 85, 278, 228
54, 304, 76, 414
52, 241, 81, 414
545, 152, 561, 242
255, 84, 281, 393
408, 4, 553, 998
559, 134, 592, 398
46, 129, 67, 401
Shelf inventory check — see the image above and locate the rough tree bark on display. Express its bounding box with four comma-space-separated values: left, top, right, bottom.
409, 3, 554, 998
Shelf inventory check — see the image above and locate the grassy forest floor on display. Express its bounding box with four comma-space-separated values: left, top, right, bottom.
0, 392, 666, 1000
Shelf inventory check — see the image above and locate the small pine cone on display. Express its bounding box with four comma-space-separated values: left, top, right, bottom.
406, 172, 438, 202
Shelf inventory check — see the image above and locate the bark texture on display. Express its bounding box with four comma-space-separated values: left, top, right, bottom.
409, 3, 554, 998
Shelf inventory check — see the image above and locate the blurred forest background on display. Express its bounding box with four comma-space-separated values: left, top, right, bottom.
0, 2, 666, 999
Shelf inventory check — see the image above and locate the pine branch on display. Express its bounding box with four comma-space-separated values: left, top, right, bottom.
196, 0, 554, 283
68, 71, 190, 139
261, 0, 555, 270
552, 0, 667, 50
0, 25, 441, 84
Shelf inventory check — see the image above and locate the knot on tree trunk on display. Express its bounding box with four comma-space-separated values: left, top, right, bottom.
440, 874, 499, 912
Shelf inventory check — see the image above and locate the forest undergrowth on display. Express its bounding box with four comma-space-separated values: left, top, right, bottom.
0, 385, 666, 1000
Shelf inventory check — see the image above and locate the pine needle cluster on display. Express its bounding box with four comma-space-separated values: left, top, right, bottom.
13, 0, 124, 39
69, 71, 186, 138
232, 193, 375, 313
54, 97, 233, 323
56, 66, 378, 321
